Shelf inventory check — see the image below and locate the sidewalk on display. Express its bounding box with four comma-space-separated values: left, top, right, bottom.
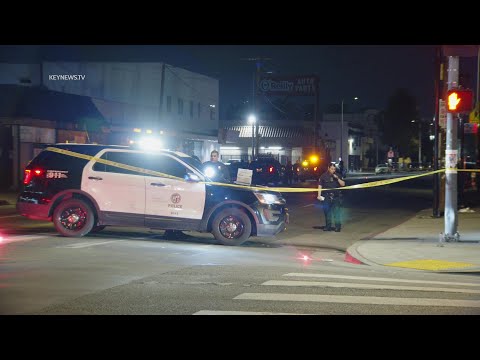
0, 191, 18, 206
345, 206, 480, 273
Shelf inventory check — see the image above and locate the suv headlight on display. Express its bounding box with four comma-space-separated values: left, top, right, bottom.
254, 192, 285, 205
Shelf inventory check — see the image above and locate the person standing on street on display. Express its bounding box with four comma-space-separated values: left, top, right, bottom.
317, 162, 346, 232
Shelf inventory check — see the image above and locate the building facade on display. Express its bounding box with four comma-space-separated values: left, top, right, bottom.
0, 62, 221, 163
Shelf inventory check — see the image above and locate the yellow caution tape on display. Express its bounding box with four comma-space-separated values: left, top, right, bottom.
44, 147, 480, 193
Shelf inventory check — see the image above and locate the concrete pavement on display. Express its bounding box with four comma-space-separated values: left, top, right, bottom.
344, 206, 480, 273
2, 189, 479, 273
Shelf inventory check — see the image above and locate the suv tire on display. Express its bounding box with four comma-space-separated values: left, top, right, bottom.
53, 198, 95, 237
211, 208, 252, 246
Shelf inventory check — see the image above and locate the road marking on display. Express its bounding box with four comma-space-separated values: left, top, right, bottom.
234, 293, 480, 308
0, 214, 21, 219
57, 240, 120, 248
193, 310, 305, 315
262, 280, 480, 294
302, 204, 314, 208
386, 259, 476, 271
284, 273, 480, 287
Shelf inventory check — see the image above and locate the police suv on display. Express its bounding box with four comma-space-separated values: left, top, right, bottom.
17, 144, 289, 246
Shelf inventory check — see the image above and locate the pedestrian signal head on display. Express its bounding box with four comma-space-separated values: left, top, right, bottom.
447, 89, 474, 113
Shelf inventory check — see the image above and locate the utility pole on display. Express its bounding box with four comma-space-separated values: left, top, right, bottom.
418, 121, 422, 164
240, 57, 272, 161
313, 76, 319, 155
159, 63, 166, 127
341, 99, 344, 165
255, 61, 262, 158
443, 56, 460, 242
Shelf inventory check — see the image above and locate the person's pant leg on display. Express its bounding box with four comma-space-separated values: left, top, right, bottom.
332, 201, 342, 228
323, 201, 333, 228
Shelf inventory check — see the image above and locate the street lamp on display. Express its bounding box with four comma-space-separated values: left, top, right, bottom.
341, 97, 358, 170
248, 114, 256, 160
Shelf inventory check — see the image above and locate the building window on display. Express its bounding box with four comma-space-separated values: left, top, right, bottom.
166, 96, 172, 113
178, 98, 183, 115
190, 100, 194, 118
198, 102, 201, 118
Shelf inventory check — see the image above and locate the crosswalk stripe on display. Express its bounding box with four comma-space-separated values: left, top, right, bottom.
284, 273, 480, 287
234, 293, 480, 308
193, 310, 305, 315
262, 280, 480, 294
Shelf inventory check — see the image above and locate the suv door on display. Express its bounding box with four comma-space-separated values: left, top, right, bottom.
143, 153, 206, 229
81, 150, 146, 226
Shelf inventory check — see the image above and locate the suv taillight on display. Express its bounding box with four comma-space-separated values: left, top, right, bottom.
269, 166, 274, 173
23, 168, 43, 185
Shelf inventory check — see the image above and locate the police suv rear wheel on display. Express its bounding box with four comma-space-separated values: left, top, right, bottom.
212, 208, 251, 246
53, 199, 95, 237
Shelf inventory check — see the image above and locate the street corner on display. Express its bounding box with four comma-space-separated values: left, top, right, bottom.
344, 242, 370, 266
344, 251, 366, 265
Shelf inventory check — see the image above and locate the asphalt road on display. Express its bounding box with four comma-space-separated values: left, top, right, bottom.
4, 173, 477, 315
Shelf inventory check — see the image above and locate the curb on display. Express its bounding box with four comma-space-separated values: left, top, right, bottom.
344, 251, 365, 265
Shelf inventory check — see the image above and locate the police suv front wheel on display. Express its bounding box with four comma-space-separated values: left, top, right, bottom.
212, 208, 252, 246
53, 199, 95, 237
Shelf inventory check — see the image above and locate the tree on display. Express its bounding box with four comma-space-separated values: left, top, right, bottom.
379, 88, 420, 158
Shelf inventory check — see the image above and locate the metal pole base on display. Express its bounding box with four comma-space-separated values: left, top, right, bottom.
440, 231, 460, 243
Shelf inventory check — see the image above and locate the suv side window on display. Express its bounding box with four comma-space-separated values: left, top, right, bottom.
93, 152, 145, 176
30, 150, 87, 169
143, 154, 188, 179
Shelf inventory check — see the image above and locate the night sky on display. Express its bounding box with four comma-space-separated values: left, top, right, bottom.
1, 45, 478, 119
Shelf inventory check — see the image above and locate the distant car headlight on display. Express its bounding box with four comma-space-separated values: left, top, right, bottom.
254, 192, 285, 205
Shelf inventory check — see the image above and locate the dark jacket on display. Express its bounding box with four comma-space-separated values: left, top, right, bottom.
319, 171, 344, 200
202, 160, 231, 183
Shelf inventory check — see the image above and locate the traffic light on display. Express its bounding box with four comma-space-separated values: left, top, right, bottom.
446, 89, 474, 113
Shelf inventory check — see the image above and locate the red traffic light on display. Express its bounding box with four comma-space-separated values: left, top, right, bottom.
446, 89, 474, 113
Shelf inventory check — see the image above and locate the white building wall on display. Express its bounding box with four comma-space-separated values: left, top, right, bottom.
0, 62, 219, 134
161, 65, 219, 135
0, 64, 41, 86
319, 120, 348, 162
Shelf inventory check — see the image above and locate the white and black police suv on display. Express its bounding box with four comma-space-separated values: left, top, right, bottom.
17, 144, 289, 246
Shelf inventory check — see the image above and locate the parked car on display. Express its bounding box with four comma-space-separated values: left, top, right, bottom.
249, 158, 284, 185
375, 163, 391, 175
17, 144, 289, 246
297, 157, 322, 181
226, 161, 250, 182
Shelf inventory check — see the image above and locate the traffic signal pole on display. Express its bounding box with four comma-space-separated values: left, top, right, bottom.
432, 46, 442, 218
443, 56, 460, 242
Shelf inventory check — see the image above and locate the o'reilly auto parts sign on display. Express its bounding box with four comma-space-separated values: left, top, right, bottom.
258, 75, 318, 96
